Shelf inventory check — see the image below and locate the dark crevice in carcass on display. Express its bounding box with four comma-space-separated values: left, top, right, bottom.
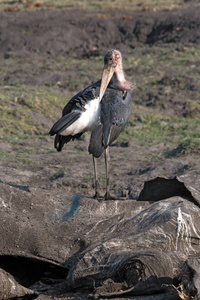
137, 177, 199, 207
0, 255, 68, 296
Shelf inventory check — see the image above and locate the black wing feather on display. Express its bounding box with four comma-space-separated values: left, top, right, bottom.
50, 80, 101, 152
49, 111, 81, 136
62, 85, 99, 115
55, 132, 83, 152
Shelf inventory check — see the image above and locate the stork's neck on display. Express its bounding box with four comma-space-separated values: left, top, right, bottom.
113, 61, 135, 91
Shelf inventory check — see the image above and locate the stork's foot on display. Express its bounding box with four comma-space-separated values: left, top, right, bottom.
93, 191, 104, 200
104, 191, 129, 200
104, 192, 119, 200
93, 191, 128, 201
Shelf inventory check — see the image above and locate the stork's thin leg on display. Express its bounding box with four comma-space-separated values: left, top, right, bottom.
104, 147, 111, 200
93, 156, 99, 198
104, 148, 125, 200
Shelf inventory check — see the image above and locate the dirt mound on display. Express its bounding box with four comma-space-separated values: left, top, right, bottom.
0, 7, 200, 58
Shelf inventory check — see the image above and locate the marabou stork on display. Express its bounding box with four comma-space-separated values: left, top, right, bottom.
49, 49, 135, 199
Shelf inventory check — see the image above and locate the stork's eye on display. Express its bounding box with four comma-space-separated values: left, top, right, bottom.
105, 56, 113, 65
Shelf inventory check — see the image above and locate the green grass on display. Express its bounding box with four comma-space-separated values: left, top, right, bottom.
0, 85, 66, 116
126, 45, 200, 84
0, 85, 67, 142
120, 106, 200, 155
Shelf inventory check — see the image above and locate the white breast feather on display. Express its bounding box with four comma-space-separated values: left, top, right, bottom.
60, 97, 100, 136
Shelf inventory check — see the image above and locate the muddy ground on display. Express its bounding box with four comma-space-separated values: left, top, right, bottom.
0, 5, 200, 300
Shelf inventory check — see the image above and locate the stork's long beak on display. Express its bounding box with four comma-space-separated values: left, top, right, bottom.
99, 65, 115, 102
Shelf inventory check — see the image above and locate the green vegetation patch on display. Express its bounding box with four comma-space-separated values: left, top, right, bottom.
0, 85, 67, 142
121, 105, 200, 155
